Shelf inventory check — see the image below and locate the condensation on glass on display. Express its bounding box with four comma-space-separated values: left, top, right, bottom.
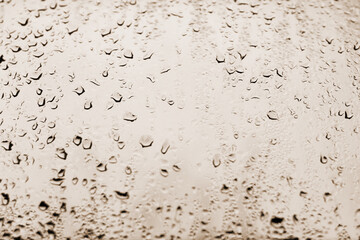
0, 0, 359, 239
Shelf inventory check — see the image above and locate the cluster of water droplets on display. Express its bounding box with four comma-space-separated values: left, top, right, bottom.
0, 0, 360, 239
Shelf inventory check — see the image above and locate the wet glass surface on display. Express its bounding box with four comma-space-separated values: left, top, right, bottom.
0, 0, 360, 239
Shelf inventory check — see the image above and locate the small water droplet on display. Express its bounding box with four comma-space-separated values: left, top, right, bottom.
38, 201, 49, 211
50, 178, 64, 186
58, 169, 65, 177
161, 140, 170, 154
160, 169, 169, 177
47, 135, 56, 144
221, 184, 229, 193
124, 49, 133, 59
73, 135, 82, 146
74, 86, 85, 95
115, 191, 129, 200
67, 26, 78, 35
18, 17, 29, 26
102, 70, 109, 77
96, 163, 107, 172
101, 28, 111, 37
172, 164, 181, 172
125, 166, 132, 175
72, 177, 78, 185
193, 24, 200, 32
123, 112, 137, 122
109, 156, 117, 164
212, 154, 221, 168
270, 216, 284, 227
1, 193, 10, 205
143, 51, 153, 60
84, 100, 93, 110
216, 53, 225, 63
117, 141, 125, 149
111, 92, 123, 102
82, 139, 92, 150
56, 148, 67, 160
320, 155, 328, 164
117, 19, 125, 26
139, 135, 153, 148
267, 110, 279, 120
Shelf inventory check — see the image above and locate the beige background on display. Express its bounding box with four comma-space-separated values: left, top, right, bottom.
0, 0, 360, 239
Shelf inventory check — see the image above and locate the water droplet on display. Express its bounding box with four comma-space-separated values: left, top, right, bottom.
123, 112, 137, 122
125, 166, 132, 175
60, 202, 66, 212
139, 135, 153, 148
50, 178, 64, 186
160, 67, 171, 74
345, 110, 353, 119
55, 148, 67, 160
58, 169, 65, 177
72, 177, 78, 185
238, 51, 247, 60
47, 135, 56, 144
82, 139, 92, 150
160, 169, 169, 177
82, 178, 88, 186
267, 110, 279, 120
89, 186, 97, 194
30, 72, 42, 80
270, 216, 284, 227
36, 88, 43, 95
212, 154, 221, 168
33, 50, 44, 58
73, 135, 82, 146
320, 155, 328, 164
161, 140, 170, 154
172, 164, 181, 172
1, 193, 9, 205
100, 28, 111, 37
117, 141, 125, 149
11, 88, 20, 97
84, 100, 93, 110
96, 163, 107, 172
193, 24, 200, 32
67, 26, 78, 35
216, 53, 225, 63
143, 51, 153, 60
38, 201, 49, 211
354, 42, 360, 51
227, 152, 236, 163
11, 46, 21, 53
38, 97, 46, 107
117, 19, 125, 26
74, 86, 85, 95
220, 184, 229, 193
124, 49, 133, 59
109, 156, 117, 164
102, 70, 109, 77
263, 71, 272, 78
114, 191, 129, 200
18, 17, 29, 26
111, 92, 123, 102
